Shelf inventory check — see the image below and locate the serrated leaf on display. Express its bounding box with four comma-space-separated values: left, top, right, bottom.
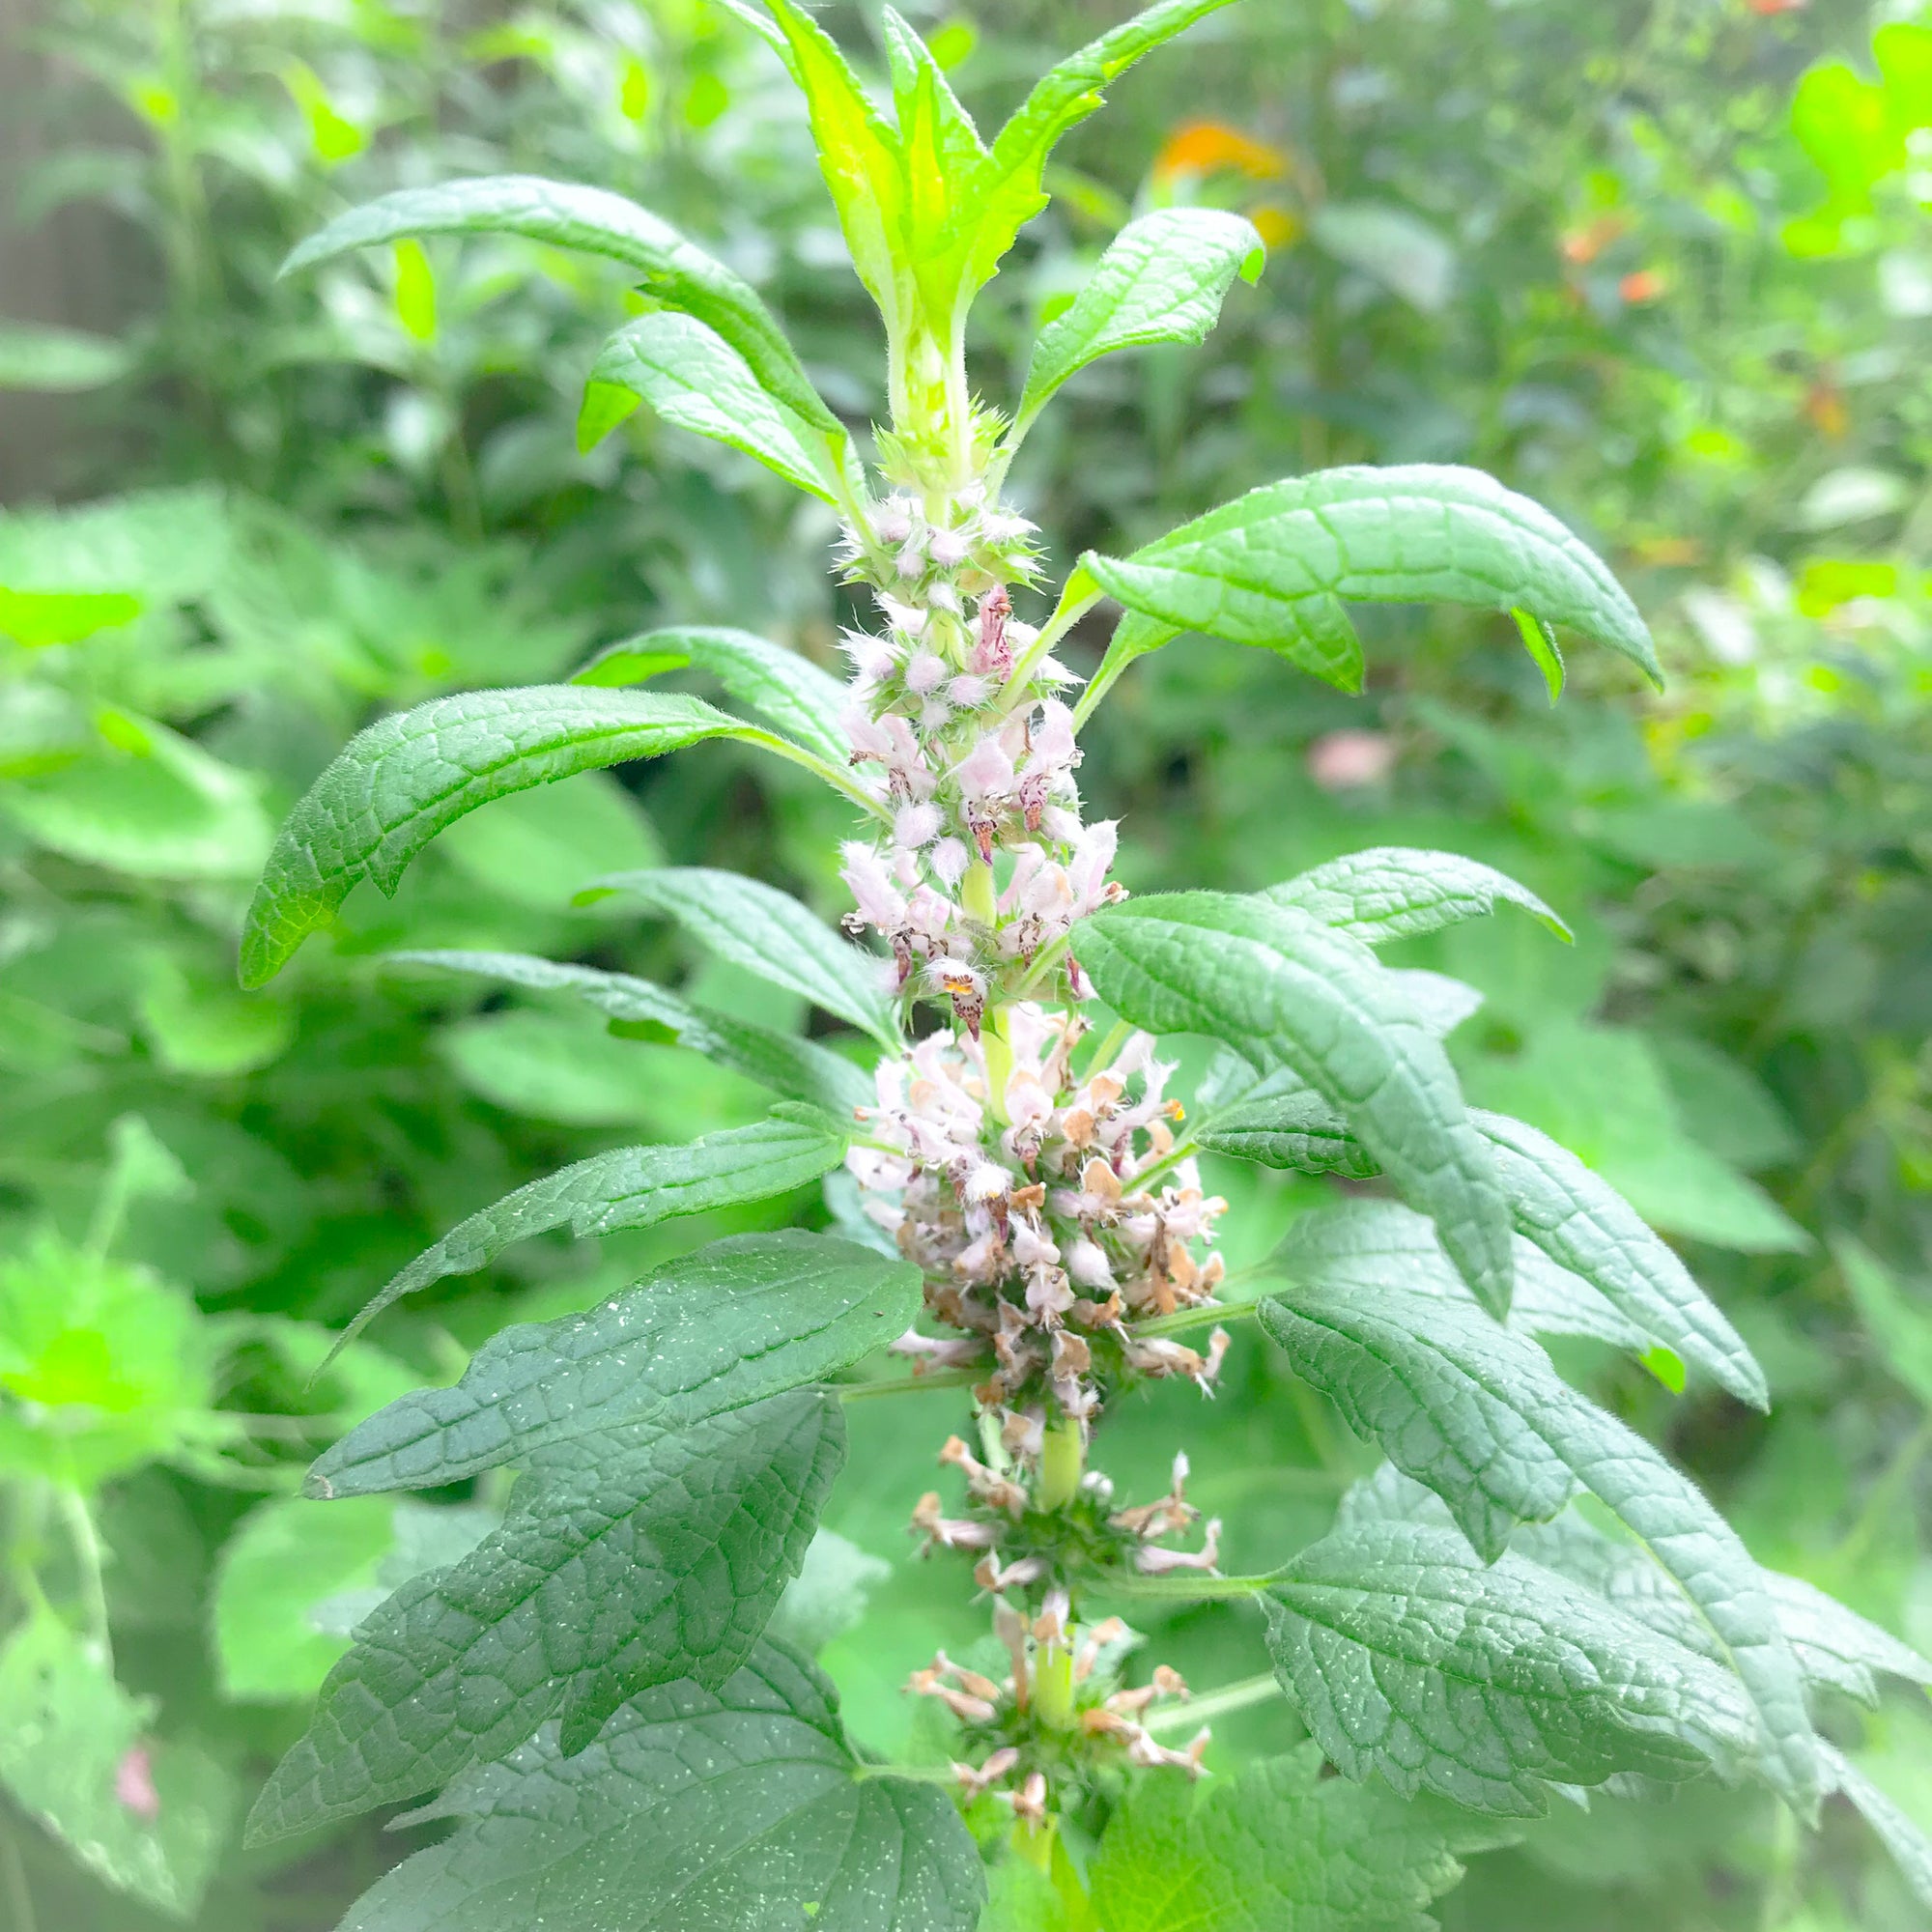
573, 624, 850, 767
581, 313, 847, 502
1017, 208, 1264, 430
1080, 465, 1661, 696
1078, 892, 1513, 1313
335, 1114, 845, 1354
1255, 1281, 1821, 1812
960, 0, 1245, 303
239, 686, 876, 987
248, 1390, 845, 1841
1090, 1743, 1479, 1932
1264, 845, 1570, 945
332, 1640, 984, 1932
1208, 1086, 1766, 1405
387, 949, 873, 1116
0, 1612, 236, 1918
1276, 1198, 1650, 1356
305, 1231, 919, 1499
582, 867, 896, 1045
281, 176, 839, 433
1262, 1521, 1754, 1816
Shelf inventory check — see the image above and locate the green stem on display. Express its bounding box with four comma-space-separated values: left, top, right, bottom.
1037, 1416, 1085, 1512
55, 1484, 112, 1670
1006, 580, 1099, 695
1098, 1570, 1272, 1603
1142, 1670, 1283, 1735
838, 1367, 980, 1403
1130, 1299, 1260, 1343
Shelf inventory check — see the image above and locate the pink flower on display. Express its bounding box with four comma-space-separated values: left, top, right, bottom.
115, 1746, 160, 1823
1307, 728, 1395, 790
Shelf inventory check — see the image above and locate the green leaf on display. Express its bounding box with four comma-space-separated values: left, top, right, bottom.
1472, 1108, 1768, 1408
0, 583, 144, 645
962, 0, 1246, 303
0, 1612, 236, 1918
1255, 1281, 1822, 1813
0, 320, 134, 391
1080, 465, 1662, 696
1263, 845, 1570, 945
1090, 1743, 1480, 1932
436, 770, 663, 913
1261, 1521, 1755, 1816
331, 1641, 984, 1932
304, 1231, 919, 1499
1822, 1744, 1932, 1911
334, 1114, 846, 1355
581, 313, 848, 502
763, 0, 913, 337
582, 867, 896, 1045
387, 950, 873, 1117
249, 1389, 845, 1840
572, 624, 850, 768
213, 1494, 396, 1702
1078, 892, 1513, 1313
239, 686, 879, 987
1016, 208, 1264, 430
281, 176, 839, 434
1195, 1081, 1385, 1181
1276, 1198, 1651, 1357
1833, 1235, 1932, 1412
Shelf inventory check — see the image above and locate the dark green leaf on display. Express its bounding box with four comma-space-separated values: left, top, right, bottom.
1263, 846, 1570, 945
1078, 892, 1513, 1312
333, 1642, 985, 1932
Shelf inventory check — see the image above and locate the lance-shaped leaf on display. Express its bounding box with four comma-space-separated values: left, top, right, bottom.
387, 950, 872, 1117
1277, 1198, 1649, 1356
959, 0, 1246, 300
1205, 1081, 1765, 1406
1261, 1521, 1756, 1816
763, 0, 912, 339
333, 1115, 846, 1355
1822, 1745, 1932, 1912
1090, 1743, 1483, 1932
579, 313, 849, 504
1264, 845, 1570, 945
1017, 208, 1264, 431
333, 1641, 985, 1932
1080, 464, 1662, 696
248, 1390, 845, 1841
239, 686, 881, 987
281, 176, 840, 434
305, 1231, 920, 1499
581, 867, 897, 1045
1255, 1281, 1822, 1812
1078, 892, 1513, 1313
573, 625, 849, 768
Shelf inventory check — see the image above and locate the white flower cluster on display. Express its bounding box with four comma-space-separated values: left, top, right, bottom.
834, 493, 1121, 1032
851, 1003, 1232, 1427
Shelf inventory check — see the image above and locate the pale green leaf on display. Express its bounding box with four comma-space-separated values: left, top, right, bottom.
1077, 892, 1514, 1313
0, 1613, 236, 1918
581, 312, 846, 502
1262, 1521, 1754, 1815
386, 949, 873, 1117
334, 1114, 846, 1355
332, 1641, 985, 1932
248, 1390, 845, 1840
572, 624, 850, 767
303, 1231, 919, 1499
1822, 1744, 1932, 1911
582, 866, 896, 1045
1255, 1281, 1822, 1812
1090, 1743, 1478, 1932
1080, 465, 1662, 696
282, 176, 839, 433
239, 686, 879, 987
1264, 845, 1570, 945
0, 320, 133, 391
1833, 1235, 1932, 1412
1017, 208, 1264, 430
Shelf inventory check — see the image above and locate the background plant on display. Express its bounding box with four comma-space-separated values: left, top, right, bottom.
1, 2, 1929, 1928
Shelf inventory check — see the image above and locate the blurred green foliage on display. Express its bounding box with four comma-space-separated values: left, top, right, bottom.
0, 1, 1927, 1927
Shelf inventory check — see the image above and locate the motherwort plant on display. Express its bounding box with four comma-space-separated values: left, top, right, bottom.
236, 4, 1932, 1926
